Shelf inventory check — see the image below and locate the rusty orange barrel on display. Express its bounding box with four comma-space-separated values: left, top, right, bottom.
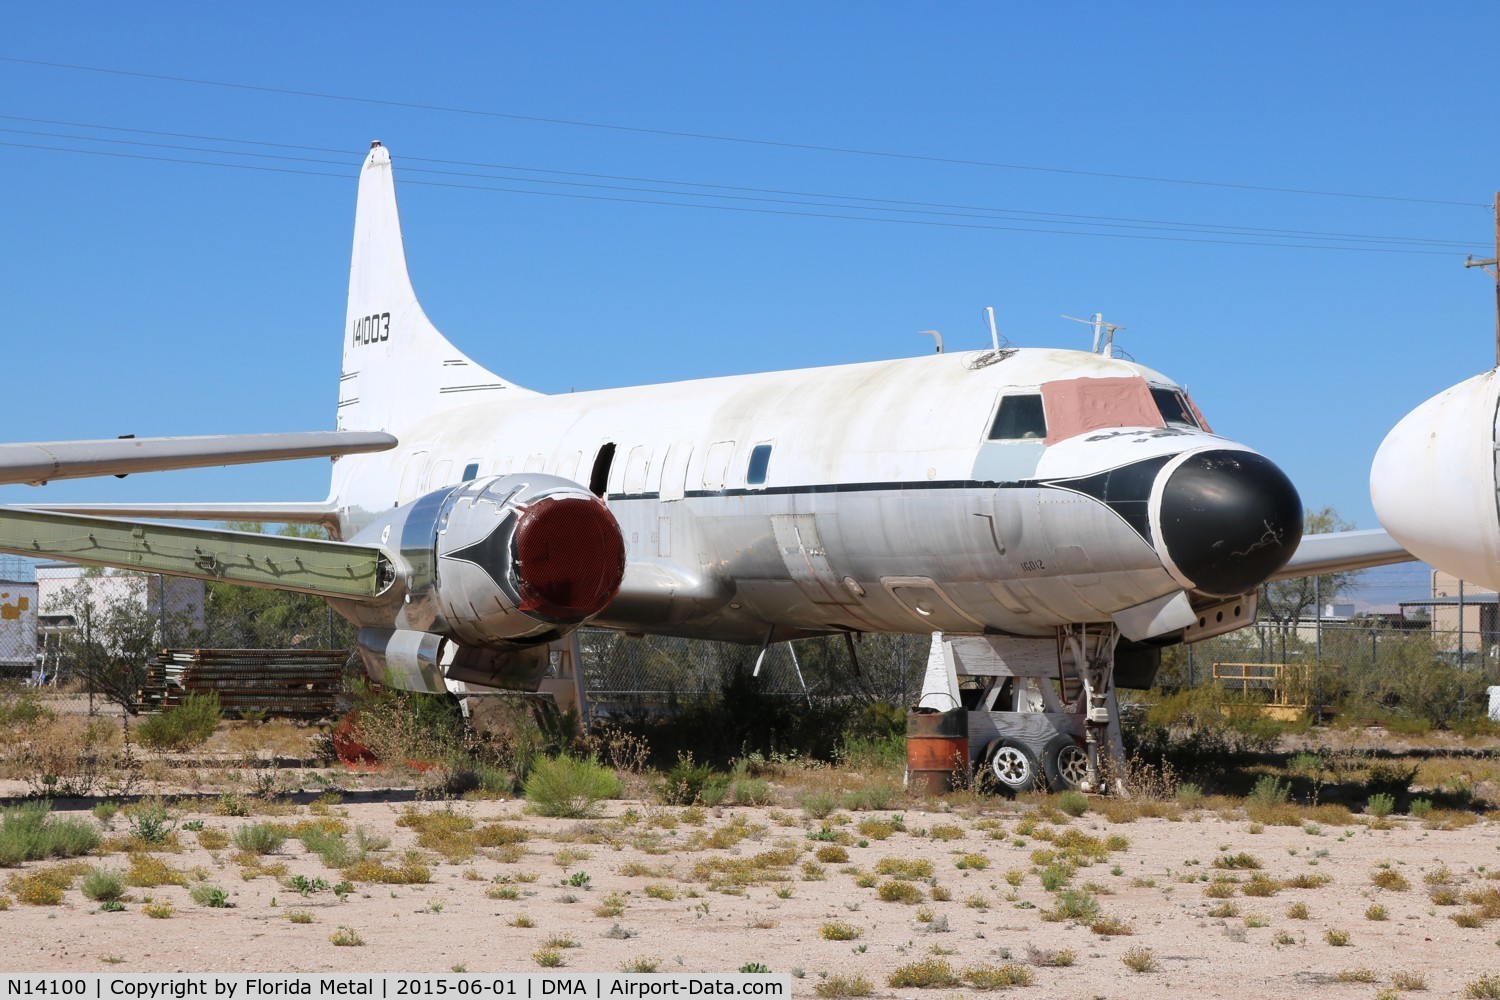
905, 706, 970, 796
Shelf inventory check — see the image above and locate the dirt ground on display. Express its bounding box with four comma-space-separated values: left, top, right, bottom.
0, 758, 1498, 1000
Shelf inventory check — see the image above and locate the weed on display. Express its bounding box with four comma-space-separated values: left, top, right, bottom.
643, 883, 677, 901
1208, 901, 1240, 919
126, 854, 186, 888
1337, 969, 1377, 984
81, 868, 125, 902
524, 755, 620, 818
955, 852, 989, 870
1042, 889, 1100, 923
1367, 792, 1396, 818
136, 693, 221, 751
330, 926, 364, 946
1286, 902, 1309, 920
877, 880, 923, 904
815, 845, 848, 864
1122, 947, 1158, 973
813, 975, 873, 999
820, 921, 862, 941
1057, 791, 1089, 816
1214, 852, 1263, 870
1367, 904, 1389, 921
0, 801, 100, 865
875, 857, 933, 880
594, 892, 626, 918
511, 914, 535, 928
1469, 976, 1500, 999
232, 823, 285, 855
189, 884, 231, 908
887, 958, 961, 988
1391, 970, 1426, 991
963, 963, 1033, 989
621, 957, 663, 974
1324, 929, 1350, 946
143, 901, 174, 919
286, 910, 314, 924
1369, 867, 1410, 891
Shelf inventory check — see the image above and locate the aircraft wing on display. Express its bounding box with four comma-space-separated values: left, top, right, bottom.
1266, 528, 1414, 581
0, 507, 392, 601
0, 431, 396, 486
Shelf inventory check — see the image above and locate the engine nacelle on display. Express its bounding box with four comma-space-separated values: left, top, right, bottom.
347, 473, 626, 647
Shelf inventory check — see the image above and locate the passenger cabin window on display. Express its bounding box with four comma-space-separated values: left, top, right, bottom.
624, 446, 652, 494
461, 462, 479, 482
1150, 387, 1200, 429
747, 444, 773, 486
988, 394, 1047, 440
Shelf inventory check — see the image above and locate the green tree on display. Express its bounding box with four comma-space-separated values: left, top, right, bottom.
51, 569, 165, 714
198, 523, 356, 649
1259, 506, 1361, 635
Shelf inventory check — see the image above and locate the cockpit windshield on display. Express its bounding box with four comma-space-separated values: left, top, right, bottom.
1151, 387, 1200, 429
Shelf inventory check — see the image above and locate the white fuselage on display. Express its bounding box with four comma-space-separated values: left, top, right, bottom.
331, 347, 1238, 642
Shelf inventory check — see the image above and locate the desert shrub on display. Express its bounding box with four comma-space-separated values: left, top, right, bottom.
347, 688, 468, 771
136, 692, 221, 751
524, 755, 620, 818
11, 715, 126, 798
0, 802, 99, 866
887, 958, 960, 988
232, 823, 286, 855
1366, 792, 1396, 818
730, 777, 773, 806
0, 690, 55, 728
657, 756, 725, 806
189, 884, 231, 908
1057, 791, 1089, 816
81, 867, 126, 902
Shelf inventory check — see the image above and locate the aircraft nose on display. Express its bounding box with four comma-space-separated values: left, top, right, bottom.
1155, 449, 1303, 598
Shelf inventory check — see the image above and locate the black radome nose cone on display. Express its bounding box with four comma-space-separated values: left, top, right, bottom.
1158, 450, 1302, 598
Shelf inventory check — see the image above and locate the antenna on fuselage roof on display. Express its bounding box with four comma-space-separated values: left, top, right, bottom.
919, 330, 944, 354
983, 306, 1001, 351
1061, 312, 1126, 358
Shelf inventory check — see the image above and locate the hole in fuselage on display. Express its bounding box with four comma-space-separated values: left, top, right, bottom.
589, 443, 616, 497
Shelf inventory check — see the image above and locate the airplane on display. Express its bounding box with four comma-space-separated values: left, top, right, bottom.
0, 142, 1414, 789
0, 431, 395, 486
1372, 366, 1500, 589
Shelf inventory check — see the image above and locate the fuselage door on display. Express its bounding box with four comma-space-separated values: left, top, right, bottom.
771, 514, 853, 606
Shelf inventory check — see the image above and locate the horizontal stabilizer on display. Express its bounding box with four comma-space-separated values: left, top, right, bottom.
1268, 529, 1414, 581
0, 507, 392, 601
0, 431, 396, 486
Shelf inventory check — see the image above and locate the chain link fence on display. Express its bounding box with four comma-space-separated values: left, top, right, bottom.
577, 629, 928, 710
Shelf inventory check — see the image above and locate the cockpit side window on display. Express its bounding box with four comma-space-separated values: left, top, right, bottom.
1150, 387, 1200, 429
988, 394, 1048, 440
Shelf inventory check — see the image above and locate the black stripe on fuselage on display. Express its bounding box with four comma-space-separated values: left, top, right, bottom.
605, 475, 1154, 546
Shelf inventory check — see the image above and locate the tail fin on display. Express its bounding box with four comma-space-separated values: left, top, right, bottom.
336, 142, 537, 437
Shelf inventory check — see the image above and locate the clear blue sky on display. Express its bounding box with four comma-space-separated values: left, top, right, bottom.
3, 4, 1498, 540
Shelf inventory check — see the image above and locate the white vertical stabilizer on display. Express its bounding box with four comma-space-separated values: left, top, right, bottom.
337, 143, 537, 439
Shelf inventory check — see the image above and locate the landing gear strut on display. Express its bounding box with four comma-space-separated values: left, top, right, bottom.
1059, 623, 1126, 794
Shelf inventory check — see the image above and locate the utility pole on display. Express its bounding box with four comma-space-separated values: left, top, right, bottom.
1464, 192, 1500, 365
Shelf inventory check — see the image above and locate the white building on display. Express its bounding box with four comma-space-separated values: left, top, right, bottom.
36, 563, 205, 643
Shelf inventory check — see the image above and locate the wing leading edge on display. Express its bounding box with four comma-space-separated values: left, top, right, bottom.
1268, 529, 1414, 581
0, 431, 397, 486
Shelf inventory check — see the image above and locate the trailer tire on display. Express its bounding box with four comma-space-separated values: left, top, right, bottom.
983, 738, 1038, 793
1041, 734, 1090, 791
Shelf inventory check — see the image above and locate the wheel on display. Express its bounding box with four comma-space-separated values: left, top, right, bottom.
983, 738, 1038, 793
1042, 733, 1090, 791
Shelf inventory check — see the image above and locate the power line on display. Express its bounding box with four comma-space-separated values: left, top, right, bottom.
2, 115, 1484, 251
0, 138, 1473, 256
0, 54, 1486, 209
0, 118, 1487, 254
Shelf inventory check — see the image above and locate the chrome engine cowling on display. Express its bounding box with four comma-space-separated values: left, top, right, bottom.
346, 473, 626, 648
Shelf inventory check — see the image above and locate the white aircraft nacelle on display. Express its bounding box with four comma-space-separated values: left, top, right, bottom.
1372, 369, 1500, 589
335, 473, 626, 648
